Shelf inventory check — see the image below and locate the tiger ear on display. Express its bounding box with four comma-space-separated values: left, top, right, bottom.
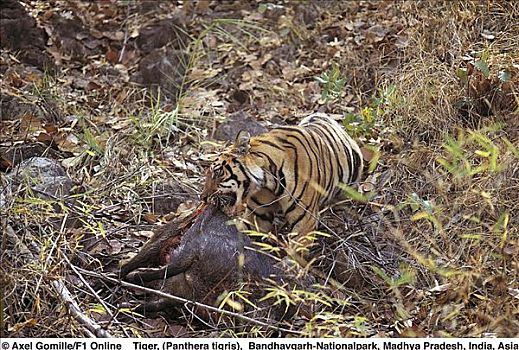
234, 130, 251, 155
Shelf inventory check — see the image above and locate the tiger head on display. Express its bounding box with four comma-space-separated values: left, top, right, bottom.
201, 130, 264, 210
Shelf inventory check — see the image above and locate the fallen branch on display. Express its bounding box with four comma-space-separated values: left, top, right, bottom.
52, 279, 111, 338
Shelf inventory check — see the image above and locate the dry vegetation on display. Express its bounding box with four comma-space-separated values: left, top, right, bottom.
1, 0, 518, 338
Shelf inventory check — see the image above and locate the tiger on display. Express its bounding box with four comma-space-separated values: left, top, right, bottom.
201, 113, 363, 236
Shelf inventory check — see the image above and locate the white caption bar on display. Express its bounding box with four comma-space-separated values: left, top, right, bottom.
1, 338, 517, 350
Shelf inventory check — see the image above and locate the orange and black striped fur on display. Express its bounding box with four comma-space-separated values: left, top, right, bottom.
201, 113, 363, 235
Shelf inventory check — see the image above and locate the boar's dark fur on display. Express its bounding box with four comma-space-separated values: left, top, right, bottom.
122, 205, 307, 321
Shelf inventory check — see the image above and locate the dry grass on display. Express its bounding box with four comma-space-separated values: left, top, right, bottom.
1, 0, 518, 338
384, 1, 518, 141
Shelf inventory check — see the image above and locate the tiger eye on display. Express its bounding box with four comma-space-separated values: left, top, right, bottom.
213, 168, 223, 178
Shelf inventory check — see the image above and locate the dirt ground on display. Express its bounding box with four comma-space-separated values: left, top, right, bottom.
1, 0, 518, 338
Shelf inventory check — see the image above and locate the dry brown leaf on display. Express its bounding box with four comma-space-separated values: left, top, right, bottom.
143, 213, 158, 224
105, 47, 119, 64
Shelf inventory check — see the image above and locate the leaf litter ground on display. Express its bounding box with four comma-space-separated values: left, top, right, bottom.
1, 0, 518, 338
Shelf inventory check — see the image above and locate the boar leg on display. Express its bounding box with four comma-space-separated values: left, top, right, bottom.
118, 225, 180, 278
125, 253, 194, 284
135, 298, 178, 315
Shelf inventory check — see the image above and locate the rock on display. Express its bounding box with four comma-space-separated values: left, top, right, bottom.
131, 48, 187, 102
1, 157, 72, 212
136, 19, 188, 54
0, 143, 61, 171
294, 3, 321, 28
0, 92, 63, 124
0, 0, 55, 72
49, 13, 91, 61
213, 111, 267, 142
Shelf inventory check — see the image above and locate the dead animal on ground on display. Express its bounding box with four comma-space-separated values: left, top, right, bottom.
122, 205, 314, 322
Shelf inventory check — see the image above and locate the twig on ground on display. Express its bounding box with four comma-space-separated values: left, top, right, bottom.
52, 280, 112, 338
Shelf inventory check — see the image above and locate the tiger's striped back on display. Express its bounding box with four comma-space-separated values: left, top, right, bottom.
298, 113, 363, 203
201, 113, 363, 235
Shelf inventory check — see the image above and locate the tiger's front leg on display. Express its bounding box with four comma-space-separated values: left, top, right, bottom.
283, 205, 318, 264
240, 206, 274, 233
285, 204, 318, 242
